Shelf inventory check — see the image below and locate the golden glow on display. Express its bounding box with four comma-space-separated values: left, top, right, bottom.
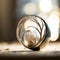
39, 0, 53, 13
40, 42, 60, 52
23, 2, 37, 15
0, 42, 60, 52
0, 42, 30, 51
47, 10, 59, 41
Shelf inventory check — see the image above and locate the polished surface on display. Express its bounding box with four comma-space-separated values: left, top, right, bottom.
0, 42, 60, 51
0, 42, 60, 60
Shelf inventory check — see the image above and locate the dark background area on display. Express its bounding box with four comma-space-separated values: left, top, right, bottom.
0, 0, 16, 42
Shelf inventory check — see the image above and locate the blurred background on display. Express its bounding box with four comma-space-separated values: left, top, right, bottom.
0, 0, 60, 43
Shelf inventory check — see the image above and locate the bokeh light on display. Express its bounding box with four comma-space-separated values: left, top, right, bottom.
39, 0, 53, 13
47, 10, 59, 41
23, 2, 37, 15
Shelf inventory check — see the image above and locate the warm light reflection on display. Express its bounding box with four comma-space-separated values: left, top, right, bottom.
47, 10, 59, 41
39, 0, 53, 13
0, 42, 60, 52
40, 42, 60, 52
23, 2, 37, 15
0, 42, 30, 51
